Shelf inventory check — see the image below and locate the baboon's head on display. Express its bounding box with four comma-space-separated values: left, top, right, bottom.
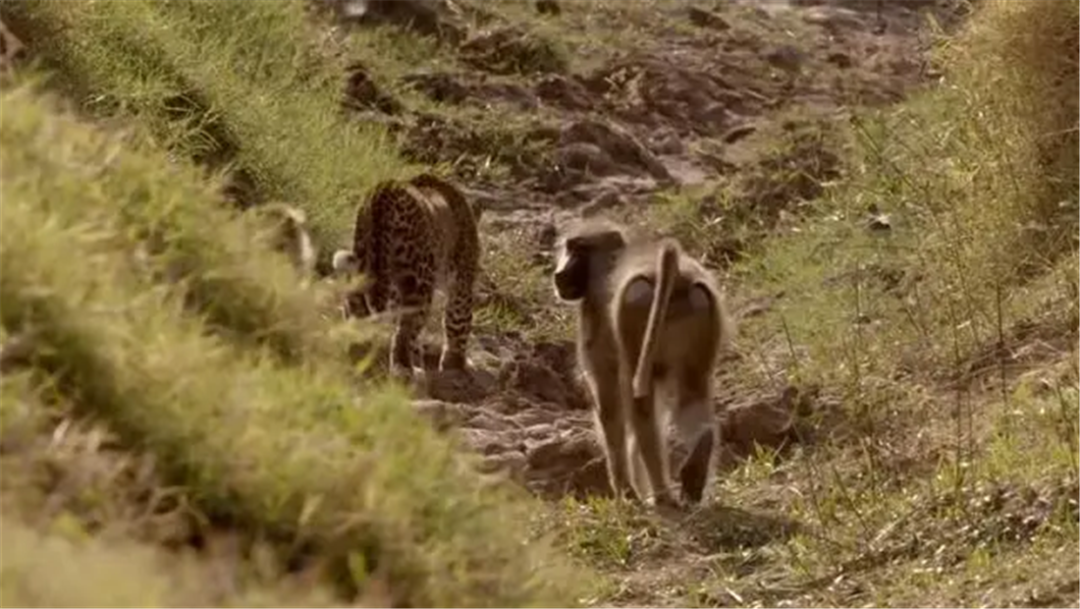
553, 218, 627, 302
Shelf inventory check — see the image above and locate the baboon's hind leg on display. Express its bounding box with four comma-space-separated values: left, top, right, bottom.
629, 390, 679, 507
590, 371, 637, 500
673, 371, 716, 505
627, 432, 650, 502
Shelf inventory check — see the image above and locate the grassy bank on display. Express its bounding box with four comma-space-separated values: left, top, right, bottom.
2, 0, 413, 250
0, 370, 340, 607
0, 82, 586, 607
735, 0, 1078, 401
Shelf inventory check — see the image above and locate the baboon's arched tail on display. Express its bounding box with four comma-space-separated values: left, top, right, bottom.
632, 240, 679, 399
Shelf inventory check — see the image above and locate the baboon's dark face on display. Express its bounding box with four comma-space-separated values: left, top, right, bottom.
553, 242, 588, 301
553, 229, 625, 302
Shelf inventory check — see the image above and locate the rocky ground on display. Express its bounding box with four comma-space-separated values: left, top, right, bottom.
318, 0, 971, 500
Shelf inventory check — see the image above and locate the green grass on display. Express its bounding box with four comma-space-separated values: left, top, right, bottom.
0, 513, 340, 607
0, 82, 587, 607
2, 0, 1077, 606
2, 0, 414, 251
730, 0, 1079, 394
538, 1, 1079, 605
0, 370, 343, 607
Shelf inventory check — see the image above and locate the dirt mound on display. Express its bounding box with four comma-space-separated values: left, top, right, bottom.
459, 26, 568, 76
533, 74, 594, 112
583, 54, 764, 138
529, 119, 676, 195
401, 71, 538, 111
560, 120, 672, 182
400, 112, 553, 182
342, 61, 403, 115
690, 115, 846, 266
716, 384, 822, 468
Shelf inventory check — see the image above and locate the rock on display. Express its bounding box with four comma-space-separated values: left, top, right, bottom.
456, 428, 510, 456
534, 75, 593, 111
651, 131, 685, 155
505, 360, 573, 408
525, 440, 611, 499
721, 124, 757, 144
766, 45, 806, 72
580, 189, 625, 217
512, 410, 558, 428
419, 362, 499, 403
556, 142, 620, 177
525, 437, 566, 467
479, 451, 528, 479
688, 7, 730, 31
401, 72, 471, 104
561, 120, 673, 183
535, 0, 561, 16
343, 62, 403, 115
827, 52, 854, 68
465, 411, 519, 433
718, 385, 818, 466
720, 402, 793, 454
523, 423, 557, 439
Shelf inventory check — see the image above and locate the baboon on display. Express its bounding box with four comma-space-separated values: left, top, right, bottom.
552, 217, 734, 507
250, 202, 317, 280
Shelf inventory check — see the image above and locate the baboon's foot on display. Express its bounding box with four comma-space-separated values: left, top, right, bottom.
610, 480, 643, 504
650, 490, 685, 513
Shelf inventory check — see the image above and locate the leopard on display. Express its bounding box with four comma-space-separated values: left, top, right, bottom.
332, 173, 481, 377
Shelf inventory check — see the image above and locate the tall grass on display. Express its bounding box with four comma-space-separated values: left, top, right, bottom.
0, 83, 585, 608
735, 0, 1079, 392
0, 513, 332, 607
709, 0, 1080, 597
3, 0, 413, 249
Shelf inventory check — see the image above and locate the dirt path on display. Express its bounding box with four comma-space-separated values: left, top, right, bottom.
330, 0, 969, 504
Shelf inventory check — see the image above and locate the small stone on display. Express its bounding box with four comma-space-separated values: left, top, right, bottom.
535, 0, 560, 16
688, 7, 730, 31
